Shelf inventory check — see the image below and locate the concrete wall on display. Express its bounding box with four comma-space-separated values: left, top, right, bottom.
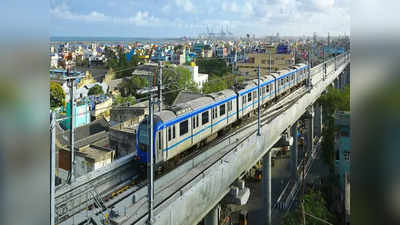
109, 117, 142, 157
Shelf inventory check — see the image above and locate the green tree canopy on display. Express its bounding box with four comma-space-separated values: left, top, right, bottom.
88, 84, 104, 96
118, 76, 149, 97
282, 190, 335, 225
162, 66, 199, 104
202, 75, 228, 94
195, 58, 229, 77
318, 85, 350, 168
113, 94, 136, 106
50, 81, 65, 109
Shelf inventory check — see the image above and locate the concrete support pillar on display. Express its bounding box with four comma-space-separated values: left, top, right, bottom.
204, 205, 219, 225
290, 123, 298, 179
307, 106, 314, 154
314, 104, 322, 138
262, 151, 272, 225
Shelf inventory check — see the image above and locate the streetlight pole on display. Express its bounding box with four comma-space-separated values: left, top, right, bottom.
158, 61, 163, 112
148, 93, 154, 225
137, 86, 158, 225
257, 64, 261, 136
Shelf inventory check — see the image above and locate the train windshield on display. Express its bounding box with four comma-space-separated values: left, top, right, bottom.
138, 122, 149, 151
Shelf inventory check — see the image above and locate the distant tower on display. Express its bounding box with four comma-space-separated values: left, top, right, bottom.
276, 32, 280, 42
328, 32, 330, 48
313, 32, 317, 43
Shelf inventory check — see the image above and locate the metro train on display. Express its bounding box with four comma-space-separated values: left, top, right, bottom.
136, 63, 309, 167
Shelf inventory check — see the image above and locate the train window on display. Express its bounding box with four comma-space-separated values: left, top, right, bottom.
192, 115, 199, 129
168, 127, 172, 141
227, 101, 232, 112
202, 111, 209, 125
242, 95, 246, 104
158, 132, 162, 150
248, 92, 252, 102
180, 120, 189, 136
212, 107, 218, 119
173, 125, 176, 139
253, 91, 257, 98
266, 85, 269, 93
220, 104, 226, 116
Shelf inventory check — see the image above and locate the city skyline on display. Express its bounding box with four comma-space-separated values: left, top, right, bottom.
50, 0, 350, 38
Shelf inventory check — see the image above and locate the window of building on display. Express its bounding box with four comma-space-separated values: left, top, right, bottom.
261, 59, 267, 64
202, 111, 209, 125
336, 150, 340, 160
220, 104, 226, 116
341, 130, 349, 137
344, 151, 350, 161
248, 57, 255, 64
248, 92, 252, 102
180, 120, 188, 136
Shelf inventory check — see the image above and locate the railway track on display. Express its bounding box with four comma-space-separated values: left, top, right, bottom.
56, 55, 347, 224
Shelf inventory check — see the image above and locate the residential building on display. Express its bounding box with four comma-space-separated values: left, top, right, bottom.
89, 96, 113, 121
108, 116, 143, 157
56, 118, 114, 181
237, 50, 294, 76
185, 63, 208, 89
334, 111, 350, 224
62, 101, 91, 130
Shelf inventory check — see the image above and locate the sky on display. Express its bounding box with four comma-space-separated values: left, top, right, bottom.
50, 0, 350, 38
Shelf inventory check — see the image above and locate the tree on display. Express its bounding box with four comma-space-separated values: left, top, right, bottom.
282, 190, 335, 225
318, 85, 350, 168
50, 81, 65, 109
162, 66, 199, 104
195, 58, 229, 77
202, 75, 227, 94
118, 76, 148, 97
88, 84, 104, 96
113, 94, 136, 106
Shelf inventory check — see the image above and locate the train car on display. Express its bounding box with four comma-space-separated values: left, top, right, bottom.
237, 80, 257, 119
136, 89, 238, 165
136, 63, 310, 166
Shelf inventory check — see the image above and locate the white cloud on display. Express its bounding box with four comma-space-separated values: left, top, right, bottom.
124, 11, 161, 26
50, 1, 161, 26
221, 1, 254, 17
50, 1, 108, 22
175, 0, 195, 12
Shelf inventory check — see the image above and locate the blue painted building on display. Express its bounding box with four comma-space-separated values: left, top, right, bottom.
62, 101, 91, 130
334, 111, 350, 190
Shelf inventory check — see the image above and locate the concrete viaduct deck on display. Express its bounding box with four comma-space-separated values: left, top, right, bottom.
108, 54, 350, 225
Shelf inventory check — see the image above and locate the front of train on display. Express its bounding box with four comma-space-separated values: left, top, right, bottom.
136, 115, 162, 165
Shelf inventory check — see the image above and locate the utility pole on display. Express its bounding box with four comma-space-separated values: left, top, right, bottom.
137, 86, 158, 225
148, 94, 154, 225
158, 61, 163, 112
67, 70, 76, 184
50, 112, 56, 225
269, 47, 272, 74
323, 45, 326, 80
52, 67, 83, 185
257, 64, 261, 136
